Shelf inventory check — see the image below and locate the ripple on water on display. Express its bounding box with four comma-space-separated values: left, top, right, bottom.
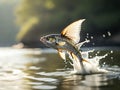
26, 76, 58, 83
0, 69, 26, 81
32, 85, 57, 90
28, 66, 41, 70
36, 71, 68, 77
26, 76, 58, 90
0, 47, 120, 90
81, 74, 109, 87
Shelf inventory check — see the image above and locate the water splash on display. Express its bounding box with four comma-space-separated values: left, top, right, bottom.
69, 49, 108, 74
110, 50, 113, 54
90, 36, 94, 39
107, 31, 111, 36
102, 31, 111, 38
102, 34, 106, 38
63, 40, 109, 75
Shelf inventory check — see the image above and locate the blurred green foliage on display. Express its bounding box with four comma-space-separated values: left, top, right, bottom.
16, 0, 120, 46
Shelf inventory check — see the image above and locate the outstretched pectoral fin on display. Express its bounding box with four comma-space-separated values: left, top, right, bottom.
70, 52, 78, 60
58, 49, 66, 60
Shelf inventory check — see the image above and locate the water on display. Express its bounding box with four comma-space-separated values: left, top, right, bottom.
0, 47, 120, 90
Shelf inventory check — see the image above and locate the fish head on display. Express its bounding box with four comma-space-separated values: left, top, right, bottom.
40, 34, 64, 49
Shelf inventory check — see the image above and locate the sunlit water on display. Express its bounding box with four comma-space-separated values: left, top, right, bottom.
0, 47, 120, 90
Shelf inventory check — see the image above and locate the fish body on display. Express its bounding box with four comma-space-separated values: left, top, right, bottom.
40, 19, 87, 74
40, 34, 86, 73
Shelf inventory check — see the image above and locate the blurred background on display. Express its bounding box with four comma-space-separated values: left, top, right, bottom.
0, 1, 120, 90
0, 0, 120, 48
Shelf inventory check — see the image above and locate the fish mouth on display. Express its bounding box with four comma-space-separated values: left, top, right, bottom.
40, 36, 51, 46
40, 36, 45, 41
40, 36, 46, 43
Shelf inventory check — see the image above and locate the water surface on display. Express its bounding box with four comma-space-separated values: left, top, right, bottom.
0, 47, 120, 90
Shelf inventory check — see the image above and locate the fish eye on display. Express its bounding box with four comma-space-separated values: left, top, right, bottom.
48, 37, 56, 42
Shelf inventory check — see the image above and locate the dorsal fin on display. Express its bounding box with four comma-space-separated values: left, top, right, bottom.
61, 19, 85, 44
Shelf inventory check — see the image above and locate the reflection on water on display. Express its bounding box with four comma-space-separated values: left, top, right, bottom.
0, 47, 120, 90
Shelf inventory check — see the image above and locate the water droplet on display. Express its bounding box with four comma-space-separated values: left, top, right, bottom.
86, 33, 89, 38
85, 38, 88, 41
90, 56, 92, 58
92, 43, 95, 45
90, 36, 93, 39
102, 34, 106, 38
110, 51, 113, 53
103, 62, 106, 65
87, 33, 89, 36
106, 54, 108, 56
97, 51, 100, 54
86, 36, 89, 38
102, 62, 106, 67
111, 57, 113, 59
107, 31, 111, 36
